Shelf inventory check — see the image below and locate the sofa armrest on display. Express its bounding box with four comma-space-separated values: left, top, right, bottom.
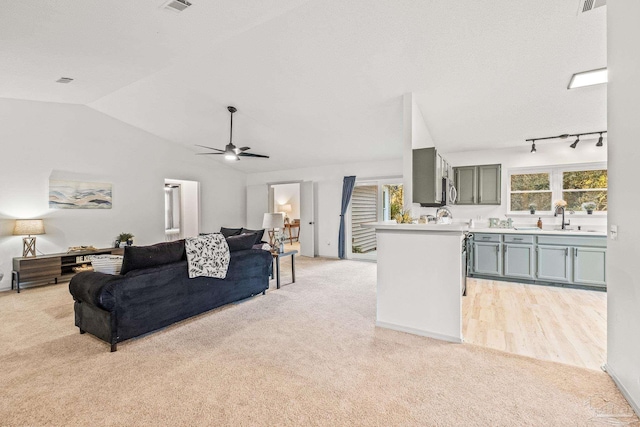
69, 271, 123, 311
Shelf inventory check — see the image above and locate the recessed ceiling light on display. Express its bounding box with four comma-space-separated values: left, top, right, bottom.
56, 77, 74, 84
568, 68, 607, 89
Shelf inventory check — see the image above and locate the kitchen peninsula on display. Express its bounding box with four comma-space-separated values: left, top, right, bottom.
363, 222, 466, 343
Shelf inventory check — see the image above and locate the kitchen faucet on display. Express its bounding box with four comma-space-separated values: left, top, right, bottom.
554, 206, 571, 230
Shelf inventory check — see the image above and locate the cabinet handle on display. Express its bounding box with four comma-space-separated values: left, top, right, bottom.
482, 236, 491, 240
565, 248, 568, 257
574, 248, 578, 257
496, 245, 500, 254
513, 238, 523, 241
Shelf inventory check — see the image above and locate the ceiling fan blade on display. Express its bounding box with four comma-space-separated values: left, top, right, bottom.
195, 144, 225, 153
237, 146, 251, 152
238, 152, 270, 158
196, 152, 224, 155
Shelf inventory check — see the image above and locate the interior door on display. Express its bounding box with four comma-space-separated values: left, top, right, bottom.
299, 181, 315, 257
246, 184, 269, 230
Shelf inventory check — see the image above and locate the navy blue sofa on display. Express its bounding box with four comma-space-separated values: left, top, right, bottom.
69, 239, 271, 352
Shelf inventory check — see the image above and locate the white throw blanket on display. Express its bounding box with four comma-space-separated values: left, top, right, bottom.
184, 234, 230, 279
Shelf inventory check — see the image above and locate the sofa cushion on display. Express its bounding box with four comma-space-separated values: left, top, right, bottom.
241, 228, 265, 244
226, 234, 259, 252
120, 240, 186, 275
220, 227, 242, 238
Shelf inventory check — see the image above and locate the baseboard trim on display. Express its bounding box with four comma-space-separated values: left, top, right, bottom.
605, 364, 640, 417
376, 321, 462, 343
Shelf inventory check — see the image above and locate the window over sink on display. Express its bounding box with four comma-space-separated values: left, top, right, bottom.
508, 163, 607, 213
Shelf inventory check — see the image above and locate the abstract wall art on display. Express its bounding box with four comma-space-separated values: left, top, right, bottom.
49, 180, 112, 209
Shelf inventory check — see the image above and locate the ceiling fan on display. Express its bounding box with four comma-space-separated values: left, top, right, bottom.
196, 106, 269, 161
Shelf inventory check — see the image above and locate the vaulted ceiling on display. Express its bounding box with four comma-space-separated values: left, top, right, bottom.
1, 1, 606, 172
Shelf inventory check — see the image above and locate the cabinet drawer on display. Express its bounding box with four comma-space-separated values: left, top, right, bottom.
473, 233, 501, 242
504, 234, 534, 244
537, 235, 607, 247
15, 258, 61, 281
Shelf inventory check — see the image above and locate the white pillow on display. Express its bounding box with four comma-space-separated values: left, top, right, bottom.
88, 255, 124, 275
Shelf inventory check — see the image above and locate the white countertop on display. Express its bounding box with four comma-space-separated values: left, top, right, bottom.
362, 222, 467, 232
362, 222, 606, 237
470, 227, 606, 237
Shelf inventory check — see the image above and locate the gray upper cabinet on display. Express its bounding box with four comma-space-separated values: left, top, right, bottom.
454, 164, 501, 205
573, 247, 606, 287
455, 167, 477, 204
478, 164, 501, 205
413, 147, 451, 206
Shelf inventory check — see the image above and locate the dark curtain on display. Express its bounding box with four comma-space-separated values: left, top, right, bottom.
338, 176, 356, 259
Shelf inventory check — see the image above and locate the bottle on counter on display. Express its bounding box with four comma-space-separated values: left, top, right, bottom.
537, 217, 543, 229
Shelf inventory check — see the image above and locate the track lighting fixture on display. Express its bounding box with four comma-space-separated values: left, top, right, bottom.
525, 130, 606, 153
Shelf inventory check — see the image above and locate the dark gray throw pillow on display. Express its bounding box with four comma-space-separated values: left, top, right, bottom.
120, 240, 186, 275
240, 228, 265, 244
225, 234, 258, 252
220, 227, 242, 238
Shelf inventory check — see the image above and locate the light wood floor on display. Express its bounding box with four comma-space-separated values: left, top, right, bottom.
462, 278, 607, 371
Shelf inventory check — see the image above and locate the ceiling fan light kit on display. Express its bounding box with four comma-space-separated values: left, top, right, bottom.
196, 106, 269, 161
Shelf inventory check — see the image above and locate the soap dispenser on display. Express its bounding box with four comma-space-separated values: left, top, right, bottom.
537, 217, 543, 229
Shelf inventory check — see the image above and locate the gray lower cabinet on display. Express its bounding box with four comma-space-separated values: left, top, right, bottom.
573, 247, 606, 287
536, 245, 571, 282
473, 242, 502, 276
469, 233, 606, 289
504, 244, 535, 279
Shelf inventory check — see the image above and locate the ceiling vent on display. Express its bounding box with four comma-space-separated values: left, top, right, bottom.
56, 77, 74, 84
162, 0, 192, 12
578, 0, 606, 14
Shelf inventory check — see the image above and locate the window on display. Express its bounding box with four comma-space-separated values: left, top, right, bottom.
562, 169, 607, 211
508, 163, 607, 213
510, 172, 552, 211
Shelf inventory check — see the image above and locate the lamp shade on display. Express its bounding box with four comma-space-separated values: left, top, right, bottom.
13, 219, 45, 236
262, 213, 284, 229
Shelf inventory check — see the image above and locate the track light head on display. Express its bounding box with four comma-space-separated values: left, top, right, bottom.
530, 141, 536, 153
596, 133, 604, 147
570, 136, 580, 149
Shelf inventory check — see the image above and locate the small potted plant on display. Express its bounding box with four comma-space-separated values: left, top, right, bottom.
528, 203, 536, 214
394, 209, 413, 224
582, 202, 597, 215
116, 232, 134, 248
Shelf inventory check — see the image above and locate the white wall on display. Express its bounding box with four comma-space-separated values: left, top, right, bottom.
273, 183, 300, 220
606, 0, 640, 414
247, 159, 403, 257
411, 143, 607, 229
0, 98, 246, 291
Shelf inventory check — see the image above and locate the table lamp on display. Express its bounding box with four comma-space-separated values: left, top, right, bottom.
262, 212, 285, 247
13, 219, 45, 257
278, 204, 292, 222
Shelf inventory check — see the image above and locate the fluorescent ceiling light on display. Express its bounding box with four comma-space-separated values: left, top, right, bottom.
568, 68, 607, 89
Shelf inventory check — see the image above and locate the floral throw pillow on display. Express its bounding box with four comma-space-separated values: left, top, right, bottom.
185, 234, 230, 279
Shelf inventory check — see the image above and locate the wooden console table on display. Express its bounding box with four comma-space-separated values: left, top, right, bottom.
11, 247, 124, 293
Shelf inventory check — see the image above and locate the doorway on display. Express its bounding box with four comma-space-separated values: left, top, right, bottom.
164, 179, 200, 241
269, 182, 301, 253
348, 179, 403, 260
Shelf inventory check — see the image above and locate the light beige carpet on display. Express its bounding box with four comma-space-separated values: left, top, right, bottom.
0, 256, 637, 426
